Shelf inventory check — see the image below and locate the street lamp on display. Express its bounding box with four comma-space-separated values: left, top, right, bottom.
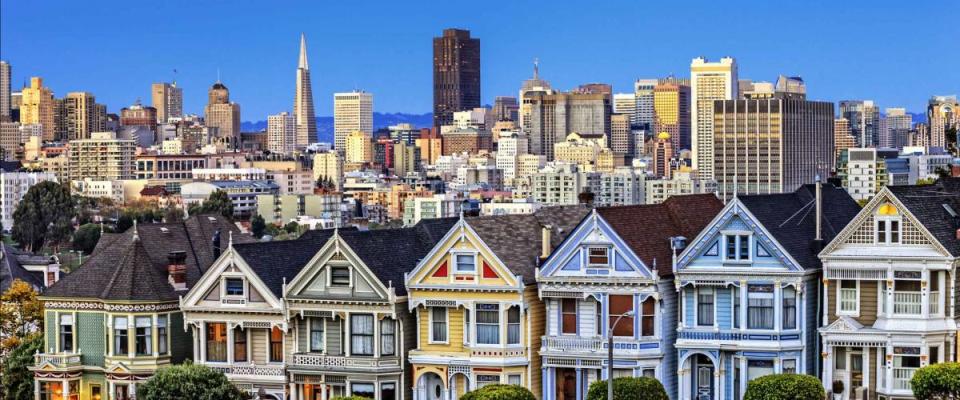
608, 310, 636, 400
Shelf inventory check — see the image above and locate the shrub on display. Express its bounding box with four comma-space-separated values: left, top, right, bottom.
136, 362, 249, 400
330, 396, 373, 400
585, 377, 669, 400
743, 374, 824, 400
911, 362, 960, 400
461, 384, 536, 400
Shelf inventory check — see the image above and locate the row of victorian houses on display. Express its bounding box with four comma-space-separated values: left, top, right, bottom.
28, 178, 960, 400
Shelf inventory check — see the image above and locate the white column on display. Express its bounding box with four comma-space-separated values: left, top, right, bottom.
373, 313, 380, 357
822, 279, 830, 326
289, 383, 298, 400
321, 382, 328, 400
885, 343, 894, 393
922, 269, 931, 318
774, 282, 782, 331
822, 346, 832, 392
886, 269, 895, 318
863, 347, 871, 393
344, 313, 351, 356
199, 323, 207, 362
108, 381, 115, 400
227, 324, 235, 363
62, 379, 70, 399
34, 379, 40, 400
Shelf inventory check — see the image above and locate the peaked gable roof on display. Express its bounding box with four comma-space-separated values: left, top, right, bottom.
0, 244, 48, 292
466, 205, 590, 283
40, 214, 252, 302
597, 194, 724, 277
886, 179, 960, 256
738, 183, 860, 270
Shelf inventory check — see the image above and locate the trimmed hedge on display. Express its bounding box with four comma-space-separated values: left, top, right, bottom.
911, 362, 960, 400
461, 384, 536, 400
585, 377, 669, 400
742, 374, 824, 400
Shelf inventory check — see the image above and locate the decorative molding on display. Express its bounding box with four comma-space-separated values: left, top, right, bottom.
44, 301, 180, 312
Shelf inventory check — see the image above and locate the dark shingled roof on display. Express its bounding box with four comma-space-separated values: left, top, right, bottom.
40, 214, 251, 301
467, 205, 590, 283
887, 178, 960, 256
0, 244, 46, 292
739, 183, 860, 270
234, 218, 458, 298
598, 194, 724, 277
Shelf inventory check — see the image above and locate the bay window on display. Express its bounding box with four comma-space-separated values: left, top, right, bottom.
351, 383, 375, 399
747, 359, 774, 381
561, 298, 577, 334
350, 314, 374, 356
783, 287, 797, 330
476, 304, 500, 345
157, 315, 168, 355
640, 297, 656, 337
733, 287, 741, 329
205, 322, 226, 362
310, 318, 324, 352
696, 288, 714, 326
381, 383, 397, 400
507, 306, 520, 345
269, 326, 284, 362
135, 316, 152, 355
59, 314, 74, 352
608, 295, 634, 337
747, 285, 774, 330
234, 327, 247, 362
115, 317, 129, 356
381, 319, 395, 355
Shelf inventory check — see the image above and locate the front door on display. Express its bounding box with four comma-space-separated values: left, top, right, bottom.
693, 355, 714, 400
556, 368, 577, 400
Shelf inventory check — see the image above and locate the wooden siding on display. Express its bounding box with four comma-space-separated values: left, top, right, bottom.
417, 306, 465, 353
251, 328, 267, 364
826, 279, 878, 326
803, 274, 820, 375
658, 278, 678, 400
326, 318, 342, 355
525, 285, 544, 400
397, 301, 416, 400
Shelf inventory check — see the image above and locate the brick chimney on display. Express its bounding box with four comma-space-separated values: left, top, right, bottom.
167, 251, 188, 291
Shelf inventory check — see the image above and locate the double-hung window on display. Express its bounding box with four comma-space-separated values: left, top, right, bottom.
609, 295, 635, 337
157, 315, 168, 355
381, 319, 396, 355
732, 287, 741, 329
507, 306, 520, 345
269, 327, 284, 362
430, 307, 447, 343
640, 297, 656, 337
59, 314, 74, 352
561, 298, 577, 334
725, 234, 750, 260
115, 317, 130, 356
350, 314, 374, 356
225, 278, 244, 296
783, 287, 797, 329
310, 318, 324, 352
588, 247, 609, 266
747, 285, 774, 330
696, 288, 714, 326
839, 280, 859, 314
233, 327, 247, 362
476, 304, 500, 345
331, 267, 351, 286
877, 218, 901, 244
135, 317, 152, 355
455, 254, 476, 273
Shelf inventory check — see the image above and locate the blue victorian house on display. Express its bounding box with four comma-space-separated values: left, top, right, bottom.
673, 183, 859, 400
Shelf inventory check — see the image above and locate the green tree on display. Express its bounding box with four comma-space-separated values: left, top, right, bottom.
136, 362, 249, 400
461, 385, 535, 400
0, 334, 43, 400
911, 362, 960, 400
284, 221, 300, 234
251, 214, 266, 238
586, 377, 668, 400
116, 214, 134, 232
72, 223, 102, 254
163, 206, 184, 222
189, 190, 234, 218
12, 181, 77, 252
743, 374, 824, 400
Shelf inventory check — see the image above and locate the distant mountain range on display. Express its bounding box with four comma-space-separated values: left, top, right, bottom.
241, 112, 433, 143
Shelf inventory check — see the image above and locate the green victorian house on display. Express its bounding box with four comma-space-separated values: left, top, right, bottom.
30, 215, 250, 400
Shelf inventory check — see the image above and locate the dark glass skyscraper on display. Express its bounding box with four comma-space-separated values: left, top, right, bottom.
433, 28, 480, 128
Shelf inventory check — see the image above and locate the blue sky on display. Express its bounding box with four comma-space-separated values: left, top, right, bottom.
1, 0, 957, 121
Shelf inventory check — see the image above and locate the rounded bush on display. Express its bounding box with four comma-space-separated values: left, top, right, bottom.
743, 374, 824, 400
911, 362, 960, 400
136, 362, 249, 400
585, 377, 669, 400
461, 384, 536, 400
330, 396, 374, 400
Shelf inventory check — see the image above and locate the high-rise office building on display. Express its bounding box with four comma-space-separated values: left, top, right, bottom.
433, 28, 480, 128
521, 90, 611, 161
651, 132, 675, 179
834, 118, 856, 166
267, 111, 296, 154
60, 92, 100, 141
883, 108, 912, 149
653, 77, 691, 155
493, 96, 519, 122
294, 33, 317, 148
204, 81, 241, 148
312, 151, 343, 190
713, 93, 834, 199
20, 77, 56, 141
928, 95, 959, 150
613, 93, 637, 124
333, 91, 373, 153
633, 79, 657, 130
839, 100, 880, 148
393, 141, 420, 178
610, 113, 633, 156
0, 61, 10, 121
690, 57, 738, 180
151, 82, 183, 123
344, 130, 373, 164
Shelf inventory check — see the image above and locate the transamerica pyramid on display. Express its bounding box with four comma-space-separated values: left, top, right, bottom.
294, 33, 317, 147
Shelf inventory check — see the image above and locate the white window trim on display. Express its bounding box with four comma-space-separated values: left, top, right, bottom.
782, 285, 799, 331
781, 358, 798, 374
328, 265, 353, 287
309, 317, 325, 354
221, 275, 247, 299
474, 303, 503, 347
586, 246, 611, 268
875, 216, 902, 245
452, 251, 479, 275
559, 298, 578, 336
428, 307, 449, 344
266, 326, 284, 364
721, 231, 753, 263
694, 287, 717, 327
836, 279, 860, 317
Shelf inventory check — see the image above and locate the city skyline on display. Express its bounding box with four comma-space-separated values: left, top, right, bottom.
1, 1, 957, 122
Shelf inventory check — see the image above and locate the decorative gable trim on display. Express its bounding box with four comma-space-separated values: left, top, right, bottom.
676, 199, 803, 272
539, 209, 653, 279
181, 247, 283, 310
284, 232, 392, 300
822, 316, 864, 333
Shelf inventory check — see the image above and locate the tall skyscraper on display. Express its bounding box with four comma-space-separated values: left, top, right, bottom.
613, 93, 637, 123
839, 100, 880, 148
60, 92, 99, 140
21, 77, 56, 141
333, 91, 373, 152
204, 81, 241, 148
151, 82, 183, 123
690, 57, 738, 180
713, 92, 834, 199
493, 96, 519, 122
267, 111, 296, 154
521, 90, 611, 161
294, 33, 317, 148
928, 95, 959, 150
834, 118, 856, 166
653, 77, 691, 155
610, 113, 633, 156
0, 61, 10, 121
433, 28, 480, 128
633, 79, 657, 131
651, 132, 675, 179
883, 108, 912, 149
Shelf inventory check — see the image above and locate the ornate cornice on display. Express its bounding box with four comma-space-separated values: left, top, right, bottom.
44, 300, 180, 312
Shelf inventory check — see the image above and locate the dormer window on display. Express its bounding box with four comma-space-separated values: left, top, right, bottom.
588, 247, 609, 266
876, 203, 902, 244
455, 254, 476, 273
724, 234, 750, 261
225, 278, 245, 296
331, 267, 351, 286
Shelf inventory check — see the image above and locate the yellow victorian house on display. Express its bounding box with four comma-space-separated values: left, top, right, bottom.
405, 208, 587, 400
